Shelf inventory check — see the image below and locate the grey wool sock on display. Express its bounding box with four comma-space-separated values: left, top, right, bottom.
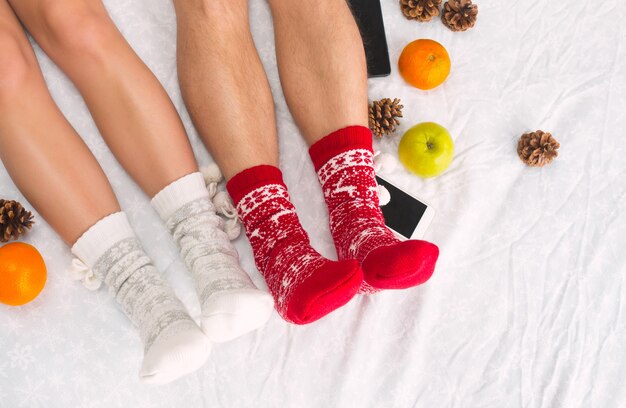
152, 171, 274, 343
71, 212, 211, 384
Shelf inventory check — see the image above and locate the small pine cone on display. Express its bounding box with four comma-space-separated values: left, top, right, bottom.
0, 199, 35, 243
442, 0, 478, 32
400, 0, 442, 22
517, 130, 560, 167
369, 98, 404, 139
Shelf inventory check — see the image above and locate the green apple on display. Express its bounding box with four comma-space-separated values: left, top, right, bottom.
398, 122, 454, 178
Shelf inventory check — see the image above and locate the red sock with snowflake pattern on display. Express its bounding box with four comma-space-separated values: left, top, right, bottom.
227, 165, 363, 324
309, 125, 439, 291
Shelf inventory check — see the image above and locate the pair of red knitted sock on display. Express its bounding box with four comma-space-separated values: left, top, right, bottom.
227, 126, 439, 324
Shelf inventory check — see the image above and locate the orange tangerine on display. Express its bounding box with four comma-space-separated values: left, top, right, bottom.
0, 242, 46, 306
398, 39, 451, 90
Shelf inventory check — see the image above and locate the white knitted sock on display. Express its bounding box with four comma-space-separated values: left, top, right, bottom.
152, 172, 274, 342
71, 212, 211, 384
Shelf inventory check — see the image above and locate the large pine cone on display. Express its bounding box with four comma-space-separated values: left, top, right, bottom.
400, 0, 442, 22
517, 130, 560, 167
0, 199, 34, 243
369, 98, 404, 139
442, 0, 478, 32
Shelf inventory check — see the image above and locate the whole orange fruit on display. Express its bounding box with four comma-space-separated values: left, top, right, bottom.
0, 242, 47, 306
398, 39, 451, 90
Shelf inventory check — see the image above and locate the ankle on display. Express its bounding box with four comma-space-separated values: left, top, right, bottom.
309, 125, 373, 171
227, 165, 284, 205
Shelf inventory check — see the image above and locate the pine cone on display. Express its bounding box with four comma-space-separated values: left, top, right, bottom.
517, 130, 560, 167
369, 98, 404, 139
0, 199, 34, 243
442, 0, 478, 32
400, 0, 442, 22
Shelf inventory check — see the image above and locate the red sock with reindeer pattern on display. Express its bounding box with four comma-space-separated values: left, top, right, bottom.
309, 125, 439, 292
227, 165, 363, 324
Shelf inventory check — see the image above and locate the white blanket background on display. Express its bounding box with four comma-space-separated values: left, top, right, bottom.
1, 1, 625, 407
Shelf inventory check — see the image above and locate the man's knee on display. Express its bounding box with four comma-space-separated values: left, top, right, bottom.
37, 0, 116, 57
0, 31, 37, 103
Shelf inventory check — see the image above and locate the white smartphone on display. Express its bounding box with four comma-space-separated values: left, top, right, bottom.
376, 175, 435, 240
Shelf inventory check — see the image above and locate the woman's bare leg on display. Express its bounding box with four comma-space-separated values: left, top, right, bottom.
7, 0, 197, 197
0, 0, 118, 244
8, 0, 277, 338
0, 4, 212, 384
7, 0, 276, 338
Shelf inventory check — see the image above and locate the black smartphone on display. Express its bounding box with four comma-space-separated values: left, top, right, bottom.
347, 0, 392, 77
376, 176, 435, 240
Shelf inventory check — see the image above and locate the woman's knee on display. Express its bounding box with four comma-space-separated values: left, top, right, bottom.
0, 30, 37, 102
36, 0, 116, 57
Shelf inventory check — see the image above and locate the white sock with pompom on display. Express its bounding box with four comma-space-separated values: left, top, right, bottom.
152, 170, 274, 342
71, 212, 211, 384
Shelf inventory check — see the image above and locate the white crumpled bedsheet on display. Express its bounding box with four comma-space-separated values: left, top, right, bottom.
1, 0, 625, 407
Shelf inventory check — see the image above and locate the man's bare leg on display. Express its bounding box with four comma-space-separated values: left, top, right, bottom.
269, 0, 440, 291
173, 0, 278, 180
269, 0, 369, 145
172, 0, 363, 324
